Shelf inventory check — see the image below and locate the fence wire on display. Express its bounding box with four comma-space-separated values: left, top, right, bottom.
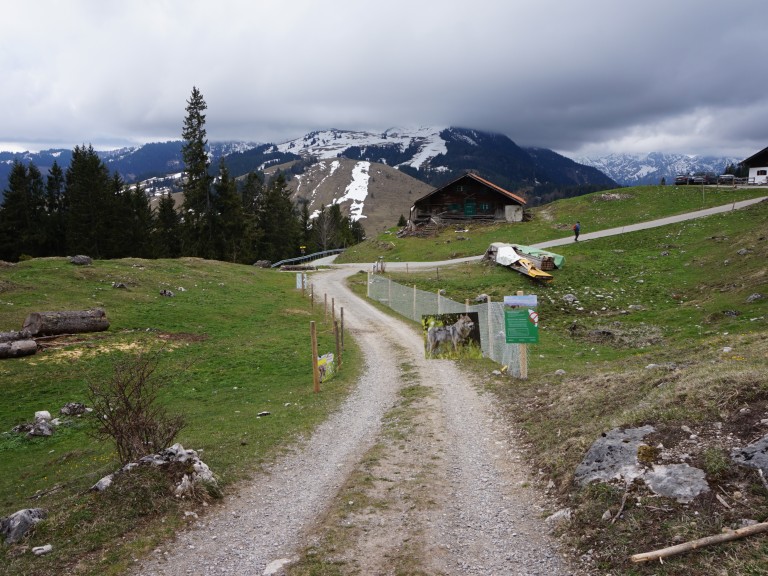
367, 274, 522, 377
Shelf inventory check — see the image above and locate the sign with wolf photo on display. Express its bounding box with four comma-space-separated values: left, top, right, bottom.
422, 312, 481, 359
504, 295, 539, 343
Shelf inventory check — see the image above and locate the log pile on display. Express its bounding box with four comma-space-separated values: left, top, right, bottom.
0, 308, 109, 360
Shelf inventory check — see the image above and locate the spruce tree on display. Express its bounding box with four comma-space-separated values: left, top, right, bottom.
44, 161, 67, 255
65, 145, 113, 258
0, 161, 46, 260
212, 160, 246, 262
155, 192, 182, 258
256, 172, 300, 262
180, 86, 213, 257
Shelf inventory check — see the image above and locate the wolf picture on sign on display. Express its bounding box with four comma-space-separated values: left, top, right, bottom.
422, 312, 482, 359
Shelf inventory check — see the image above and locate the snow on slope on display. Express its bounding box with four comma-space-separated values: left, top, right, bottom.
276, 126, 447, 170
334, 161, 370, 221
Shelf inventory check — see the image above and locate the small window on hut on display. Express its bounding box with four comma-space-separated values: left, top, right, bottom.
758, 170, 767, 176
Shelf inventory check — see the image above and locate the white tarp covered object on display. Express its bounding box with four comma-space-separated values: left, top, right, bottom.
495, 245, 521, 266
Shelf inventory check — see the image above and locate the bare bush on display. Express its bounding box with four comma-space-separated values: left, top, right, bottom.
87, 349, 185, 465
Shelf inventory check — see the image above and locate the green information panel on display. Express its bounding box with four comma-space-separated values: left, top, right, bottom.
504, 295, 539, 343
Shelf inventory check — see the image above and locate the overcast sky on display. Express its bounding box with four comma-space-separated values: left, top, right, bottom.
2, 0, 766, 159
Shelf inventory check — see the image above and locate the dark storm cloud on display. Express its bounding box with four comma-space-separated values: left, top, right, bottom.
2, 0, 766, 158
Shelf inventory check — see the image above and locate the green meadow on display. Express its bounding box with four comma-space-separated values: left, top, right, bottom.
0, 258, 359, 576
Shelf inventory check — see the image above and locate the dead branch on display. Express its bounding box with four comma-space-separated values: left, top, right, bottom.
612, 485, 630, 524
631, 522, 768, 563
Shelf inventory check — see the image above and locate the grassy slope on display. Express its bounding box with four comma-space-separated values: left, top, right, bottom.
367, 189, 768, 575
0, 258, 359, 576
337, 184, 767, 263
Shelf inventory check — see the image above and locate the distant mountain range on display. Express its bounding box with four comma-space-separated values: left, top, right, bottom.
0, 126, 745, 235
574, 152, 742, 186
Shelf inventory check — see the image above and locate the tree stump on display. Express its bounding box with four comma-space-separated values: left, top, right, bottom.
0, 340, 37, 359
22, 308, 109, 337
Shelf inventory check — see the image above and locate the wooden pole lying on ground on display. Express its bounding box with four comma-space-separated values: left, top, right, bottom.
310, 321, 320, 393
631, 522, 768, 564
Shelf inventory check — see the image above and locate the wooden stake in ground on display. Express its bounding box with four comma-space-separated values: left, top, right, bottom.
631, 522, 768, 563
334, 320, 342, 369
310, 321, 320, 393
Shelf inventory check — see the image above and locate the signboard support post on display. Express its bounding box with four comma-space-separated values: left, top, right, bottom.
310, 321, 320, 393
517, 290, 528, 379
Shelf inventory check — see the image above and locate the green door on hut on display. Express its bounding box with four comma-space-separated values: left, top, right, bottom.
464, 200, 476, 216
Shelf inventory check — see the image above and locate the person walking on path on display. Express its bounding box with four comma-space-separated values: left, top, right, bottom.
573, 221, 581, 241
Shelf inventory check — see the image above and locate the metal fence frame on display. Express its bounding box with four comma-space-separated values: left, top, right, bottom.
366, 273, 522, 377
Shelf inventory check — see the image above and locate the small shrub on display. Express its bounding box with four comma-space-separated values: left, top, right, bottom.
87, 349, 185, 465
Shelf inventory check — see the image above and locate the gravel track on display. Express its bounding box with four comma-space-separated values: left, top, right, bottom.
131, 267, 576, 575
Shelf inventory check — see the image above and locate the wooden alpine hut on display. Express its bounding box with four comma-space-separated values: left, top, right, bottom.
408, 172, 526, 228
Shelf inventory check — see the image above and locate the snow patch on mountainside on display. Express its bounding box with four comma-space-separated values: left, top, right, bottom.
295, 160, 340, 206
334, 161, 370, 221
276, 126, 447, 170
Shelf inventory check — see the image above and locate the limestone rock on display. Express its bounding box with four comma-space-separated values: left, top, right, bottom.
0, 508, 47, 544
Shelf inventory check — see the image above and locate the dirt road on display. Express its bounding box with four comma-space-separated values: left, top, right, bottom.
132, 267, 575, 575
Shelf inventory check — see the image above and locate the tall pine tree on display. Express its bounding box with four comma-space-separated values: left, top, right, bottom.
0, 161, 47, 261
256, 172, 301, 262
180, 86, 213, 258
155, 192, 182, 258
65, 145, 113, 258
44, 161, 67, 256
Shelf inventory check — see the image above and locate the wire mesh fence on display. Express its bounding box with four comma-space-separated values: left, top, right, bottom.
367, 273, 522, 377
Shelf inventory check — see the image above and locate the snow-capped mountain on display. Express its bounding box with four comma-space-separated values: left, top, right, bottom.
574, 152, 740, 186
276, 126, 448, 170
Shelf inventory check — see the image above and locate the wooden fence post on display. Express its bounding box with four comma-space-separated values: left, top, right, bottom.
334, 320, 342, 369
310, 321, 320, 393
340, 307, 345, 350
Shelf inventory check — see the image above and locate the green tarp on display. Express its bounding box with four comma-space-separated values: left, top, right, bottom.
512, 244, 565, 268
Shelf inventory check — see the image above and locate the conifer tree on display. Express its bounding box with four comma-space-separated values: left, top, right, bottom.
180, 86, 213, 257
65, 144, 113, 258
212, 160, 246, 262
240, 171, 264, 263
256, 172, 300, 262
155, 192, 182, 258
0, 161, 46, 260
123, 182, 155, 258
44, 161, 67, 256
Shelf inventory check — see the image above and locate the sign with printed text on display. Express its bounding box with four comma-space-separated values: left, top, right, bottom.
504, 295, 539, 343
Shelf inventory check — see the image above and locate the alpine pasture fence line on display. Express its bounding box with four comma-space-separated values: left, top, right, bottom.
366, 273, 522, 377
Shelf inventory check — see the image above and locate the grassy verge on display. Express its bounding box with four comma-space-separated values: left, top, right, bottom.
0, 257, 360, 575
361, 198, 768, 574
337, 185, 767, 263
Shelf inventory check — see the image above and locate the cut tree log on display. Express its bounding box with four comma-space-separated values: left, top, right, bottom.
631, 521, 768, 563
0, 330, 33, 343
0, 339, 37, 359
22, 308, 109, 337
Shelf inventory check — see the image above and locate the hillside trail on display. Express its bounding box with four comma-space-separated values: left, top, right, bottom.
131, 266, 580, 576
